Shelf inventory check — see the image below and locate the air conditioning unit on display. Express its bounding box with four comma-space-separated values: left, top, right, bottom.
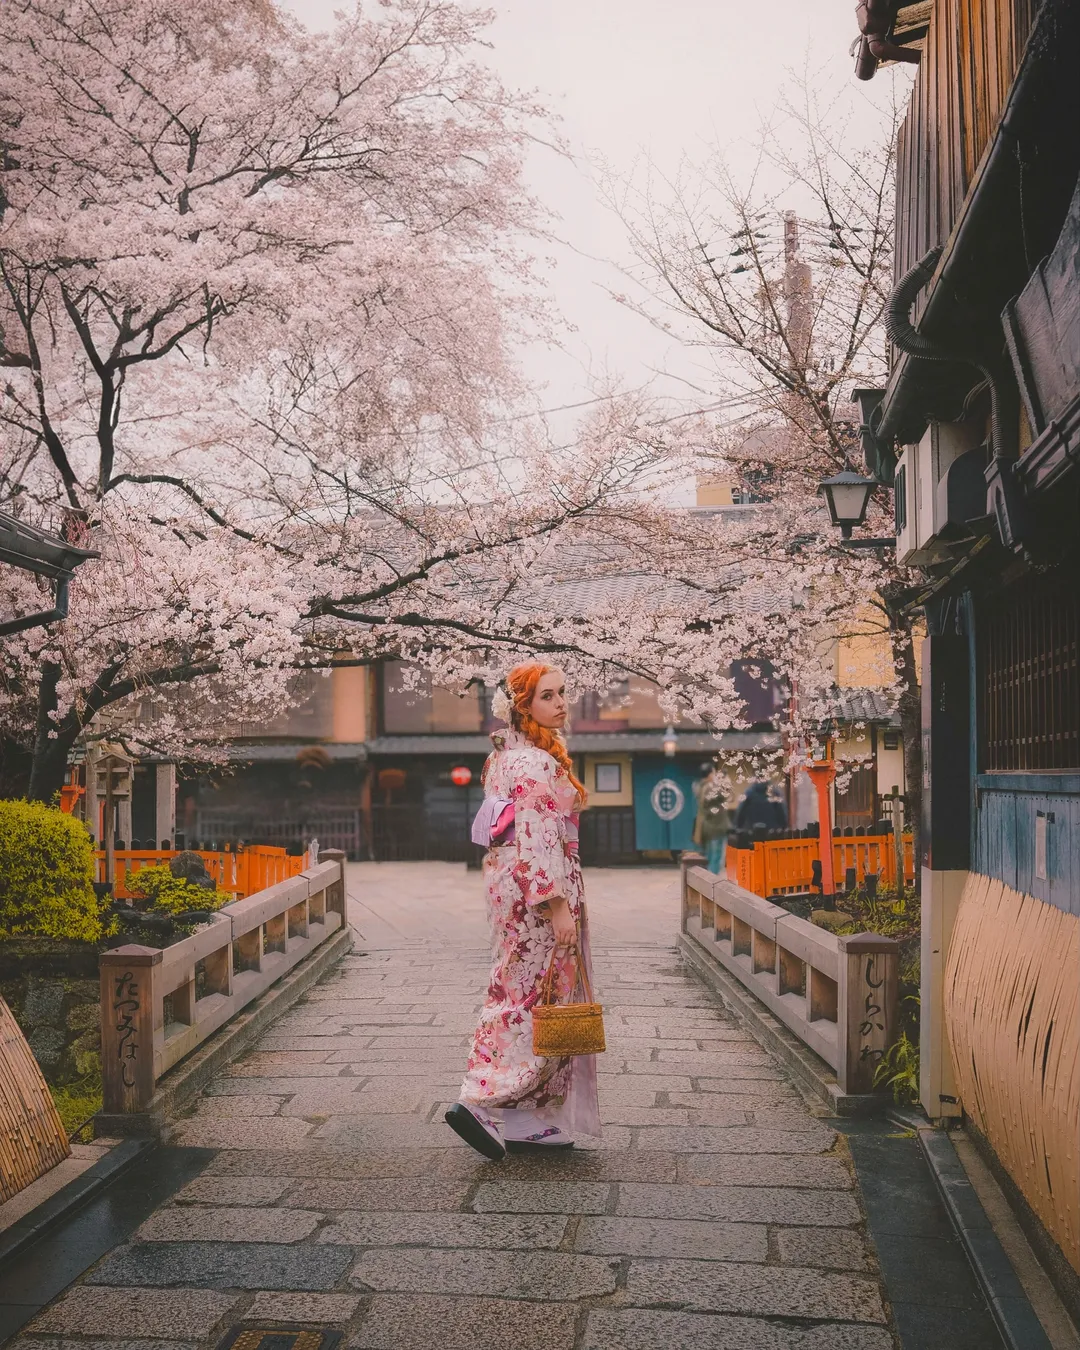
900, 421, 982, 565
894, 445, 919, 564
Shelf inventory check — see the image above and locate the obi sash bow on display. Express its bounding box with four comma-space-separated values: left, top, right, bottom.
471, 797, 515, 846
470, 798, 580, 854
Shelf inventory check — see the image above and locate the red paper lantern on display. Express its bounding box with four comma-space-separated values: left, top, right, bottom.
450, 765, 472, 787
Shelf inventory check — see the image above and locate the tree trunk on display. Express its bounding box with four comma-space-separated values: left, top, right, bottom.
27, 662, 78, 804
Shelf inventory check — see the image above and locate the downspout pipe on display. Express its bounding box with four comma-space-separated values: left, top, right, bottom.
0, 575, 71, 637
885, 248, 1026, 549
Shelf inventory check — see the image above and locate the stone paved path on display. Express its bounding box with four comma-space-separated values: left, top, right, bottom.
15, 866, 897, 1350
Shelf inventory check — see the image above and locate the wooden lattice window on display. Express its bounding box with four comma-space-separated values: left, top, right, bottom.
980, 575, 1080, 771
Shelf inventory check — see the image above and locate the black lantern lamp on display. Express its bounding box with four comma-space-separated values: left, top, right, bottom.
0, 511, 99, 637
819, 468, 876, 539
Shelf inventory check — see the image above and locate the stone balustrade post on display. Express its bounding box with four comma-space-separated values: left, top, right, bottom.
678, 851, 706, 933
319, 849, 348, 921
99, 944, 162, 1115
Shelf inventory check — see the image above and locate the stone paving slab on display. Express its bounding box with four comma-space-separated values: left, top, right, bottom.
348, 1293, 577, 1350
318, 1211, 568, 1248
615, 1181, 860, 1225
635, 1124, 837, 1153
677, 1153, 854, 1188
575, 1215, 768, 1261
777, 1224, 872, 1269
471, 1180, 613, 1214
582, 1310, 895, 1350
135, 1205, 322, 1244
172, 1176, 293, 1206
286, 1177, 473, 1211
349, 1247, 619, 1300
86, 1240, 355, 1290
622, 1257, 886, 1321
26, 1286, 238, 1337
246, 1290, 363, 1322
20, 866, 897, 1350
13, 1340, 201, 1350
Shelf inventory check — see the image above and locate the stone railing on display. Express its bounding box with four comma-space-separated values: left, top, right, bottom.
98, 852, 346, 1117
681, 858, 899, 1096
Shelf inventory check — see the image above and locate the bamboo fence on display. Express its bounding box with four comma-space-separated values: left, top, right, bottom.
0, 996, 71, 1205
945, 873, 1080, 1273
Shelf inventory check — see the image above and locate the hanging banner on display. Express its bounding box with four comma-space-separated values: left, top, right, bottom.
632, 758, 698, 852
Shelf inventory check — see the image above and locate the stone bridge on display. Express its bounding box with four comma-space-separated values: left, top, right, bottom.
1, 864, 1009, 1349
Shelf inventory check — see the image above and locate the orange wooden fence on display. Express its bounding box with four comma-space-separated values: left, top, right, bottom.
95, 845, 306, 901
726, 833, 915, 899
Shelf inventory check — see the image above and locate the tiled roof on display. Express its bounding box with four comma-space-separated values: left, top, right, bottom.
832, 689, 901, 726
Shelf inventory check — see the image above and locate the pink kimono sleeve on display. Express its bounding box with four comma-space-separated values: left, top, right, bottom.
511, 754, 568, 908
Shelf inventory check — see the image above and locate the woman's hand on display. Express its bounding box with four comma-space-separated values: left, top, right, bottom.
547, 896, 577, 950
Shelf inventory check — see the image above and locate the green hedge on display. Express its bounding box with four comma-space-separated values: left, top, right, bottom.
0, 801, 106, 943
127, 865, 230, 917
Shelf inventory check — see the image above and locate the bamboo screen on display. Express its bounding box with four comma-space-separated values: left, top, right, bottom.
0, 996, 71, 1206
945, 874, 1080, 1272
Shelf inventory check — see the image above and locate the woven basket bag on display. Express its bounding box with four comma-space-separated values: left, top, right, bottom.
532, 948, 606, 1057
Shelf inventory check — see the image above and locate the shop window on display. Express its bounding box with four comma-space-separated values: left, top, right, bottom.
595, 763, 622, 793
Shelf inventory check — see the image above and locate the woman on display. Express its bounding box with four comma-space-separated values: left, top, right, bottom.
444, 662, 601, 1160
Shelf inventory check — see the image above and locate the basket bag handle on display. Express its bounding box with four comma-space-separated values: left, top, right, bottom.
538, 940, 594, 1008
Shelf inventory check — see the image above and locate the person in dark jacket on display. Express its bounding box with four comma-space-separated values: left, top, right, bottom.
734, 781, 788, 832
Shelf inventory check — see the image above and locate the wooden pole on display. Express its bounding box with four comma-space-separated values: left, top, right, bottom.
806, 759, 838, 902
104, 758, 115, 888
889, 786, 906, 890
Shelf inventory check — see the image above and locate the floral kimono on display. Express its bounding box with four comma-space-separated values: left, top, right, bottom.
458, 727, 601, 1139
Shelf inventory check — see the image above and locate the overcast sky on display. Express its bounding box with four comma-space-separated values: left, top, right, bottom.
284, 1, 897, 425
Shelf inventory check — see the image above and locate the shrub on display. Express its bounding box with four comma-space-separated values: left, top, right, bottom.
0, 801, 105, 943
874, 1025, 920, 1105
126, 865, 229, 917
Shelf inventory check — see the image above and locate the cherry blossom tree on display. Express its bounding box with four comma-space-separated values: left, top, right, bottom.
605, 72, 925, 835
0, 0, 563, 799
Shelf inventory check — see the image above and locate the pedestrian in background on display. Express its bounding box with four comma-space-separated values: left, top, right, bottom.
735, 780, 788, 832
693, 765, 731, 874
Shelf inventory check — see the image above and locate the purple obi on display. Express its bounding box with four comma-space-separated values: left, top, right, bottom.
471, 797, 515, 847
470, 799, 580, 854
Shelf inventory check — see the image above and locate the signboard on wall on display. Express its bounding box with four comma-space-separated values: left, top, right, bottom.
632, 759, 697, 852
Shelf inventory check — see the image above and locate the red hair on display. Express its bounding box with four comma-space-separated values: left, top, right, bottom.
506, 661, 587, 804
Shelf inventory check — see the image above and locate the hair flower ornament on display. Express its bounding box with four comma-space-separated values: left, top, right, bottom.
491, 686, 513, 723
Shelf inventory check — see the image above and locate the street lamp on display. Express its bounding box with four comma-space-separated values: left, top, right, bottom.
662, 725, 678, 759
818, 468, 875, 539
817, 468, 896, 550
0, 510, 99, 636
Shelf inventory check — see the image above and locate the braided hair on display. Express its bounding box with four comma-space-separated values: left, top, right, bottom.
505, 661, 587, 805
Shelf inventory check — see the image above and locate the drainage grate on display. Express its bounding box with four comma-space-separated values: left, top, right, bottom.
215, 1331, 344, 1350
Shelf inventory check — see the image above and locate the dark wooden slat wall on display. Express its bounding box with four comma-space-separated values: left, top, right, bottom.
894, 0, 1039, 308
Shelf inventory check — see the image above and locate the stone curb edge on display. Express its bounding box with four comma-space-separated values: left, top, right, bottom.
96, 923, 355, 1137
0, 1136, 154, 1268
675, 931, 882, 1117
888, 1108, 1053, 1350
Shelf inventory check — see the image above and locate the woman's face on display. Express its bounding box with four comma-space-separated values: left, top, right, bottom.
529, 668, 568, 730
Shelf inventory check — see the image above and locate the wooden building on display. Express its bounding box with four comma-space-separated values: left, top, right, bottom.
849, 0, 1079, 1302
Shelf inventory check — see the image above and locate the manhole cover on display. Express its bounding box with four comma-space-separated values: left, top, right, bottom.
215, 1331, 343, 1350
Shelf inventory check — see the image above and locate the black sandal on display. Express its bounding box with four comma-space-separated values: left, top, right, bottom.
444, 1103, 506, 1161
